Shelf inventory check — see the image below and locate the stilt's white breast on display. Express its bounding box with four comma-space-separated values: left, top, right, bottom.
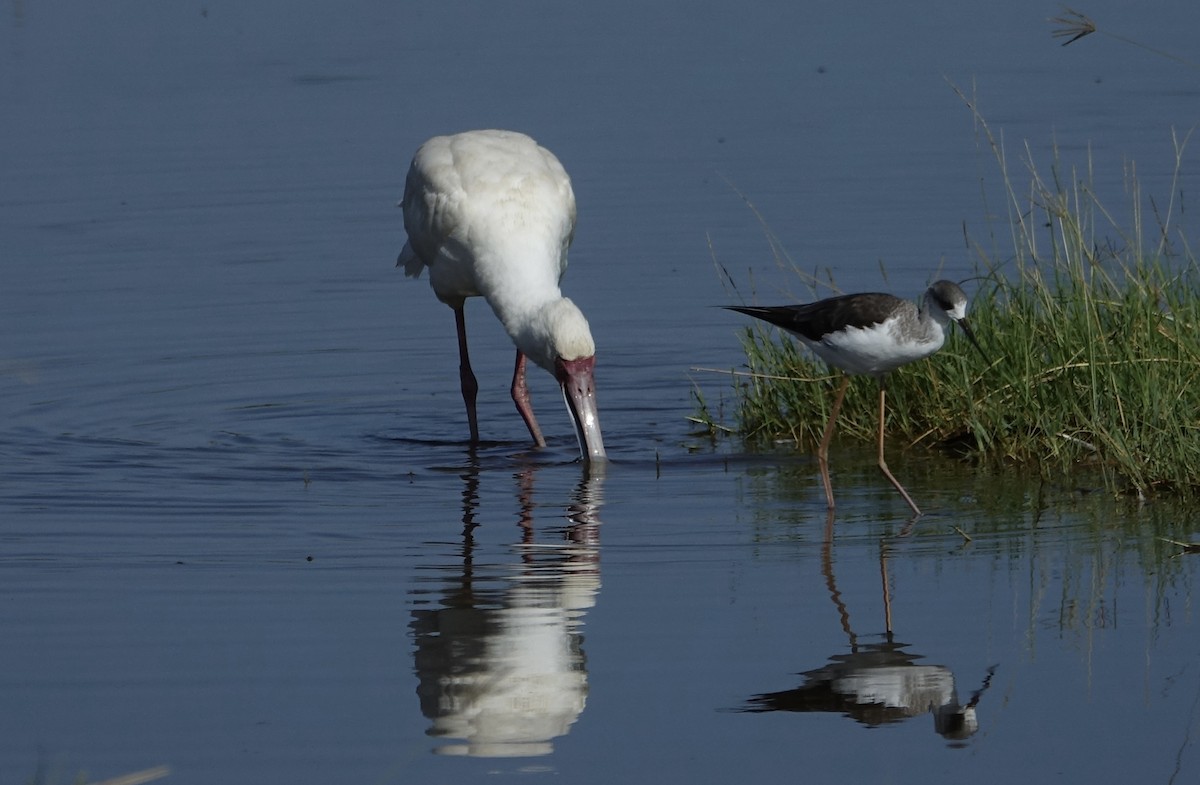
809, 315, 946, 376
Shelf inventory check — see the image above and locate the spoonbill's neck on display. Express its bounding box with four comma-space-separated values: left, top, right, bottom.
499, 296, 595, 373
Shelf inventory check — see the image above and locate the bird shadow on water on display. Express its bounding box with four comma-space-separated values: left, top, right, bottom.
407, 457, 605, 757
735, 513, 999, 748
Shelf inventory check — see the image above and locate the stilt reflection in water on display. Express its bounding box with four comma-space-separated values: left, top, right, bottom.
409, 463, 604, 757
741, 516, 997, 744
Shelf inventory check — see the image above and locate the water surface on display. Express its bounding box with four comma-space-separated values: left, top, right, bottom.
2, 2, 1199, 783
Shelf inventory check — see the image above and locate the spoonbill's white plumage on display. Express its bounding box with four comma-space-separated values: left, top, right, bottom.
397, 130, 605, 461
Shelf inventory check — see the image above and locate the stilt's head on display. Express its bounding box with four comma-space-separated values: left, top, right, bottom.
926, 280, 986, 362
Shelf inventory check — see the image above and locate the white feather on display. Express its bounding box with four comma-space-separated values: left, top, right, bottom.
398, 129, 586, 372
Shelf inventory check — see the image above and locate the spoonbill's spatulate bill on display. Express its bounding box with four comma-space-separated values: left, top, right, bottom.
397, 129, 606, 462
726, 280, 984, 516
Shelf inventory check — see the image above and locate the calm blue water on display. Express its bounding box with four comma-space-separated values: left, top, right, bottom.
2, 1, 1199, 783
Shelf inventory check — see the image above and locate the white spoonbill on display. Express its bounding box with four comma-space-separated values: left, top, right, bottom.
397, 130, 606, 462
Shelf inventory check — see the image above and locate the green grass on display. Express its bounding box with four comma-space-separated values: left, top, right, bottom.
698, 94, 1200, 498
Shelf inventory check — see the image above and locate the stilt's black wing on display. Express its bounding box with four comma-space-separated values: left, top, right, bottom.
725, 293, 904, 342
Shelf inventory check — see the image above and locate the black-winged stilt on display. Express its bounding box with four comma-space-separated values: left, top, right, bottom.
727, 280, 983, 515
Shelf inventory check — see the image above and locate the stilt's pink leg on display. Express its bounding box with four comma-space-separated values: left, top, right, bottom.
876, 382, 921, 517
818, 375, 850, 510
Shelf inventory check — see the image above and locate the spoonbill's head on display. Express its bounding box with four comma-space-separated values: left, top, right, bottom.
555, 353, 606, 462
514, 297, 606, 462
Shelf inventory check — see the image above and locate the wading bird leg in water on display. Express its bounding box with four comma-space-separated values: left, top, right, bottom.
511, 351, 546, 447
455, 306, 480, 443
876, 381, 921, 517
817, 375, 851, 511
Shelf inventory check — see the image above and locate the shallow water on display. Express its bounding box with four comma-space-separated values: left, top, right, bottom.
3, 1, 1200, 783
